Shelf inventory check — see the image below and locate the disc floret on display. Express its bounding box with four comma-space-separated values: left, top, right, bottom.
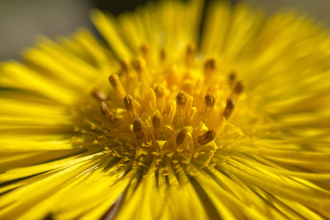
79, 43, 245, 174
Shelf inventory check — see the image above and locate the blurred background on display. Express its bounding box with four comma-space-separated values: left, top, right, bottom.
0, 0, 329, 60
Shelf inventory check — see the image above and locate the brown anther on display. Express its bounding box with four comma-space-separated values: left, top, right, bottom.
123, 95, 134, 118
176, 127, 190, 145
204, 58, 216, 84
198, 130, 216, 145
185, 43, 196, 68
152, 110, 163, 134
91, 89, 108, 101
234, 81, 244, 94
160, 48, 166, 62
133, 117, 144, 140
223, 97, 235, 120
120, 60, 131, 74
154, 84, 166, 112
228, 72, 236, 85
132, 57, 146, 73
176, 92, 186, 106
186, 43, 196, 55
100, 102, 116, 123
154, 85, 165, 98
204, 58, 216, 70
109, 74, 119, 88
140, 42, 150, 54
204, 93, 215, 117
140, 42, 150, 64
204, 93, 215, 107
109, 74, 126, 99
176, 92, 187, 118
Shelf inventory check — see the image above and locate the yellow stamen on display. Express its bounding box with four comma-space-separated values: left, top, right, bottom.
228, 71, 236, 86
176, 127, 190, 145
176, 91, 187, 118
132, 57, 146, 74
140, 42, 150, 63
133, 117, 144, 140
120, 59, 132, 76
160, 48, 166, 63
205, 58, 216, 70
185, 43, 196, 68
223, 97, 235, 120
123, 94, 135, 119
203, 93, 215, 118
234, 81, 244, 95
91, 89, 108, 101
152, 110, 163, 134
100, 102, 116, 123
204, 58, 216, 81
132, 58, 148, 89
154, 84, 166, 113
198, 130, 216, 145
109, 74, 126, 99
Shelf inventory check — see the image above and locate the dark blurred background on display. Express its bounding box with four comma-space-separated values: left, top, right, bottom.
0, 0, 329, 60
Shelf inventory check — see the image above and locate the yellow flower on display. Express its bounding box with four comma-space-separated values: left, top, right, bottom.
1, 0, 330, 219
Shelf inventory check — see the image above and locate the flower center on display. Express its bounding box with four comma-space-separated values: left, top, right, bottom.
74, 43, 245, 174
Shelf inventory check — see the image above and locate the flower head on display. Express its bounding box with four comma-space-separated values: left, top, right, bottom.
1, 0, 330, 219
